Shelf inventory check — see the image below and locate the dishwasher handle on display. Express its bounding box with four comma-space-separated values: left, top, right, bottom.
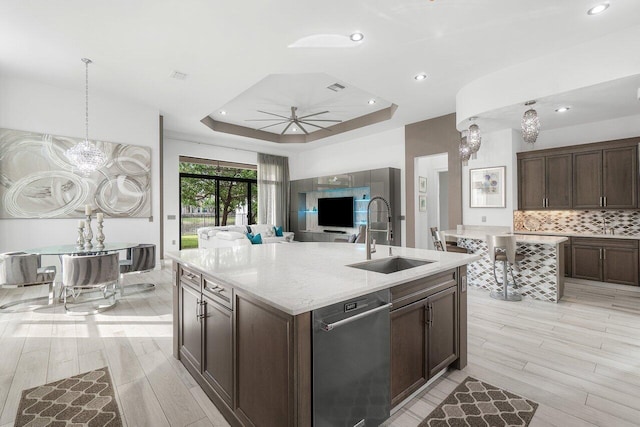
321, 303, 392, 332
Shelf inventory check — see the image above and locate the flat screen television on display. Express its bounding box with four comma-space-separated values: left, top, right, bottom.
318, 196, 354, 228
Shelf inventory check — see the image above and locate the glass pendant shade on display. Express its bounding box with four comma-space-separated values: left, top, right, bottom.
521, 108, 540, 144
65, 58, 107, 175
467, 123, 482, 154
459, 135, 471, 166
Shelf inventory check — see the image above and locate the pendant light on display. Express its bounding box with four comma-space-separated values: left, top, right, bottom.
65, 58, 107, 175
467, 117, 482, 158
521, 100, 540, 145
459, 133, 471, 166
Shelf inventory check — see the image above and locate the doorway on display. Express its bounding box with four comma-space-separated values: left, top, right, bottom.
414, 153, 448, 250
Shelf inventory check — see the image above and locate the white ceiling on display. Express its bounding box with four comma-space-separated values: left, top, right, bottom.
2, 0, 640, 150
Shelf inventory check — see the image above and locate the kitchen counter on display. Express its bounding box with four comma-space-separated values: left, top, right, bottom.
167, 242, 479, 315
443, 230, 568, 244
515, 230, 640, 240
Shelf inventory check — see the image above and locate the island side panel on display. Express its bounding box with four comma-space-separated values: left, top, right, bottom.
457, 238, 560, 302
235, 291, 311, 427
455, 265, 467, 370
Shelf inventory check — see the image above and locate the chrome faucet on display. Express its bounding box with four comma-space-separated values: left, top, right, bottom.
366, 196, 393, 260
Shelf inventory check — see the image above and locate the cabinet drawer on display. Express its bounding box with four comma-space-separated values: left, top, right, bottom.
203, 276, 233, 309
391, 269, 456, 311
572, 237, 638, 249
180, 266, 201, 291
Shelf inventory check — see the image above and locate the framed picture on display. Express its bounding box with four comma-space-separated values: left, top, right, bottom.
469, 166, 506, 208
419, 195, 427, 212
418, 176, 427, 193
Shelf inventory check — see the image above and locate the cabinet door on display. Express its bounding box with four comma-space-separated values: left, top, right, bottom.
546, 154, 572, 209
427, 287, 458, 379
572, 245, 603, 281
202, 295, 234, 406
390, 299, 428, 407
603, 247, 639, 286
573, 151, 603, 209
603, 146, 637, 208
518, 157, 545, 210
180, 283, 202, 372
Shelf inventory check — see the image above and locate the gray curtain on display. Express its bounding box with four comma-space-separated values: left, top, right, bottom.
257, 153, 290, 230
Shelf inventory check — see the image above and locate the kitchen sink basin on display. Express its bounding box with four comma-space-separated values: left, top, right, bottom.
347, 256, 433, 274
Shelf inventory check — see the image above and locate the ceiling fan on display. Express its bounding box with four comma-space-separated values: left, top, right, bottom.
246, 106, 342, 135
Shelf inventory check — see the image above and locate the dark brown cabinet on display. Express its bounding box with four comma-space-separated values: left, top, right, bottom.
179, 280, 203, 372
518, 154, 572, 210
390, 270, 459, 407
572, 238, 639, 286
202, 294, 233, 406
573, 146, 637, 209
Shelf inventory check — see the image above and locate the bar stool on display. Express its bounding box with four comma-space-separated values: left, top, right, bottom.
431, 227, 467, 253
487, 235, 524, 301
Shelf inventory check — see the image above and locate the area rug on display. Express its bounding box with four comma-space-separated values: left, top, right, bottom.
419, 377, 538, 427
15, 366, 123, 427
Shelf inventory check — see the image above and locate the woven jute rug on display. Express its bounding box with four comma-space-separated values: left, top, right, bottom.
419, 376, 538, 427
15, 366, 123, 427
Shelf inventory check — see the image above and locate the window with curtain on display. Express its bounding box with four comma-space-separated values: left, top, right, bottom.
257, 153, 290, 229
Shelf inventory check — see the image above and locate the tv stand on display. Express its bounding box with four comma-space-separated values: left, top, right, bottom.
323, 230, 347, 234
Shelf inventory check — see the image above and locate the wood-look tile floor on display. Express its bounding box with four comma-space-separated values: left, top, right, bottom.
1, 268, 639, 426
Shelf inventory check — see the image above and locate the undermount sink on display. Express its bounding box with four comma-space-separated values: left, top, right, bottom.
347, 256, 433, 274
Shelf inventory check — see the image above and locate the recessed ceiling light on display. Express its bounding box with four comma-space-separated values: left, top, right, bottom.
555, 106, 570, 113
414, 73, 428, 81
587, 3, 609, 15
169, 70, 187, 80
220, 110, 227, 115
368, 99, 376, 105
292, 128, 297, 132
350, 32, 364, 42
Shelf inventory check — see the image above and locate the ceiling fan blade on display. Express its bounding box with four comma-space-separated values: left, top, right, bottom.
257, 110, 291, 120
294, 121, 309, 135
300, 119, 343, 123
246, 118, 290, 122
280, 121, 294, 135
299, 121, 333, 131
297, 111, 330, 119
258, 121, 289, 130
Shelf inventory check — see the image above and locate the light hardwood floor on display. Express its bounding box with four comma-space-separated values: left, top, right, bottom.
1, 268, 639, 426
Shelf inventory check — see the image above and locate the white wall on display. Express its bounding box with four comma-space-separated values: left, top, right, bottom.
0, 76, 160, 262
462, 129, 518, 228
162, 133, 289, 255
415, 154, 447, 250
288, 127, 407, 245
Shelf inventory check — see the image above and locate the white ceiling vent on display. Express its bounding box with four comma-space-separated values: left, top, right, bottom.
170, 70, 188, 80
327, 83, 346, 92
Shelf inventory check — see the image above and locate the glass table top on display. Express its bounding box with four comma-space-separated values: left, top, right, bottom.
25, 242, 138, 255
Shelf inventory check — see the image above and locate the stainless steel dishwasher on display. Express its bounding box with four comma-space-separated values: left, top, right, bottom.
312, 289, 391, 427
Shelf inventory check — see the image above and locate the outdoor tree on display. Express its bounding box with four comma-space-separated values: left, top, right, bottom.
179, 162, 257, 225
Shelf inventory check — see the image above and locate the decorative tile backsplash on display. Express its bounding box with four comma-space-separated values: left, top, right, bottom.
513, 210, 640, 236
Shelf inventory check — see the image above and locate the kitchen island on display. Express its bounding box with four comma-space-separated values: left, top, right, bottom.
168, 242, 479, 427
443, 230, 568, 302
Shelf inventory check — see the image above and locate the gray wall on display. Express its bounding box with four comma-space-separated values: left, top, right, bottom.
405, 113, 462, 248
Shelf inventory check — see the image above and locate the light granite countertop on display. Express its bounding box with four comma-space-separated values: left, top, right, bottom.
443, 230, 568, 244
166, 243, 479, 315
514, 230, 640, 240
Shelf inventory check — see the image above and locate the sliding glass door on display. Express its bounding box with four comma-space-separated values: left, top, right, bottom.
179, 161, 257, 249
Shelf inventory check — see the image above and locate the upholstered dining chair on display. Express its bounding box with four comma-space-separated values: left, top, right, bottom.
431, 227, 468, 253
0, 252, 57, 311
61, 252, 120, 315
119, 243, 156, 295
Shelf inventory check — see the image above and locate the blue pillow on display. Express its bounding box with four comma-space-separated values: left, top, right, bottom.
246, 233, 262, 244
274, 226, 283, 237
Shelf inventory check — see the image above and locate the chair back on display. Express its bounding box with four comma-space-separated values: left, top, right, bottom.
62, 253, 119, 288
487, 234, 517, 264
0, 252, 42, 286
437, 231, 449, 252
430, 227, 444, 251
127, 244, 156, 273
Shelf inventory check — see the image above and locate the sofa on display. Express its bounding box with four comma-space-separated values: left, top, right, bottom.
197, 225, 294, 249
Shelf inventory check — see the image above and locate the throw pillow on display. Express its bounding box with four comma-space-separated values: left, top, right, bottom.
246, 233, 262, 245
274, 226, 284, 237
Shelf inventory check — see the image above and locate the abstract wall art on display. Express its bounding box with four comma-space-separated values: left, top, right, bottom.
0, 127, 151, 219
469, 166, 505, 208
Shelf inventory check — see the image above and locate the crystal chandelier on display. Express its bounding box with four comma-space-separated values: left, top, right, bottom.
521, 101, 540, 145
459, 133, 471, 166
65, 58, 107, 175
467, 117, 481, 158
